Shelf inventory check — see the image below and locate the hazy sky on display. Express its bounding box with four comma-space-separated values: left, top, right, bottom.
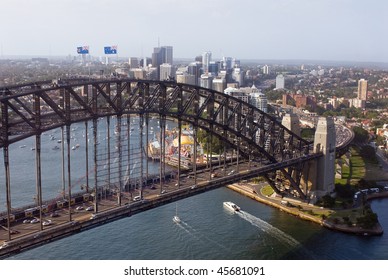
1, 0, 387, 62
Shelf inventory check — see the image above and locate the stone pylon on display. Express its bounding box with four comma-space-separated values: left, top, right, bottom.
308, 117, 336, 201
282, 113, 301, 137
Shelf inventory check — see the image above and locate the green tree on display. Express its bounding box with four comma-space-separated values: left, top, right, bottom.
356, 209, 378, 229
360, 145, 378, 163
352, 126, 369, 143
197, 129, 225, 155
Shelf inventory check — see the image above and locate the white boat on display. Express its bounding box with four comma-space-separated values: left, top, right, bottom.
223, 201, 241, 212
173, 203, 181, 223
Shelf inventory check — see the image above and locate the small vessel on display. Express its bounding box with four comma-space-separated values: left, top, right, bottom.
223, 201, 241, 212
173, 203, 181, 223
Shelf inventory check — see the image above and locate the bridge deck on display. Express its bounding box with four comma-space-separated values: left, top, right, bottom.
0, 155, 319, 257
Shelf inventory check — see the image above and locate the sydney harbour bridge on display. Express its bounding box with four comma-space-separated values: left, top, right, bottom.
0, 78, 353, 255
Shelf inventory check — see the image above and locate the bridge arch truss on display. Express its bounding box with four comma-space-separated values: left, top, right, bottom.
0, 79, 315, 239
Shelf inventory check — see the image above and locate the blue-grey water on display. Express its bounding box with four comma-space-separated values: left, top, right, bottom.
5, 188, 388, 260
2, 118, 388, 260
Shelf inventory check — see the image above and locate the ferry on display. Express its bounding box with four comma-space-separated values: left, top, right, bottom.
223, 201, 241, 212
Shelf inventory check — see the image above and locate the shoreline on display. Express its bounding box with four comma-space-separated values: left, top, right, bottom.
227, 183, 384, 236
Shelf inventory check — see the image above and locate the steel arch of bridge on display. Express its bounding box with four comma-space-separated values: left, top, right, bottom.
0, 78, 311, 161
0, 79, 320, 241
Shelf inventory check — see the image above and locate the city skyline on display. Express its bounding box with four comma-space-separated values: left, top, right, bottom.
0, 0, 387, 63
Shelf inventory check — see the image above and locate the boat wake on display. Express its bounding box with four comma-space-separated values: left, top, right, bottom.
237, 210, 300, 247
237, 210, 316, 259
174, 219, 230, 252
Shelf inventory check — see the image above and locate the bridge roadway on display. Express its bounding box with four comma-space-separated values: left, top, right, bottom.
0, 153, 320, 258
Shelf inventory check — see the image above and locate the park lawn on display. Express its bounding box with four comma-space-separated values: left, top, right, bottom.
327, 208, 364, 224
335, 147, 365, 186
261, 185, 275, 196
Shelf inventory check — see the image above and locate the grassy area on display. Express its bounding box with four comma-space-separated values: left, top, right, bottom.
329, 208, 363, 221
335, 146, 365, 186
261, 185, 275, 196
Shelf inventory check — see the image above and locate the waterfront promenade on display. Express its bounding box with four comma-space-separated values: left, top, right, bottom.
227, 182, 385, 236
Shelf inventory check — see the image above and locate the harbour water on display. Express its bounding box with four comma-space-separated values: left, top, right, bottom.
5, 188, 388, 260
1, 118, 388, 260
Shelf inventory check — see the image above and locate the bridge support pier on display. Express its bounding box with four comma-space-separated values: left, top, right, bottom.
307, 117, 336, 202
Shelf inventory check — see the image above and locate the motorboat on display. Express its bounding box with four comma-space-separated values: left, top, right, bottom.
173, 215, 181, 223
223, 201, 241, 212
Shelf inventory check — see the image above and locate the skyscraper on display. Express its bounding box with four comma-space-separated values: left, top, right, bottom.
262, 65, 270, 75
202, 51, 212, 74
212, 77, 226, 93
249, 85, 267, 113
162, 46, 173, 65
222, 57, 233, 70
159, 63, 175, 81
152, 46, 173, 80
200, 73, 213, 89
188, 62, 201, 86
232, 68, 244, 87
129, 57, 139, 69
357, 79, 368, 100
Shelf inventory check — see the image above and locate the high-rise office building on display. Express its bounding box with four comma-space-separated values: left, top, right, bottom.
208, 61, 219, 75
162, 46, 173, 65
200, 73, 213, 89
176, 73, 196, 86
357, 79, 368, 100
188, 62, 201, 86
262, 65, 270, 75
276, 74, 285, 89
129, 57, 139, 68
152, 46, 173, 80
249, 85, 267, 113
202, 51, 212, 73
159, 63, 175, 81
250, 92, 268, 113
222, 57, 233, 70
232, 68, 244, 87
224, 87, 249, 103
152, 47, 163, 67
212, 77, 226, 93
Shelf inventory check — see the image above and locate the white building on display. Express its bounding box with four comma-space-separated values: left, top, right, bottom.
213, 77, 226, 93
176, 73, 196, 86
200, 73, 213, 89
202, 51, 212, 74
262, 65, 270, 75
159, 63, 175, 81
275, 74, 285, 90
232, 68, 244, 87
224, 87, 249, 104
250, 92, 268, 113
